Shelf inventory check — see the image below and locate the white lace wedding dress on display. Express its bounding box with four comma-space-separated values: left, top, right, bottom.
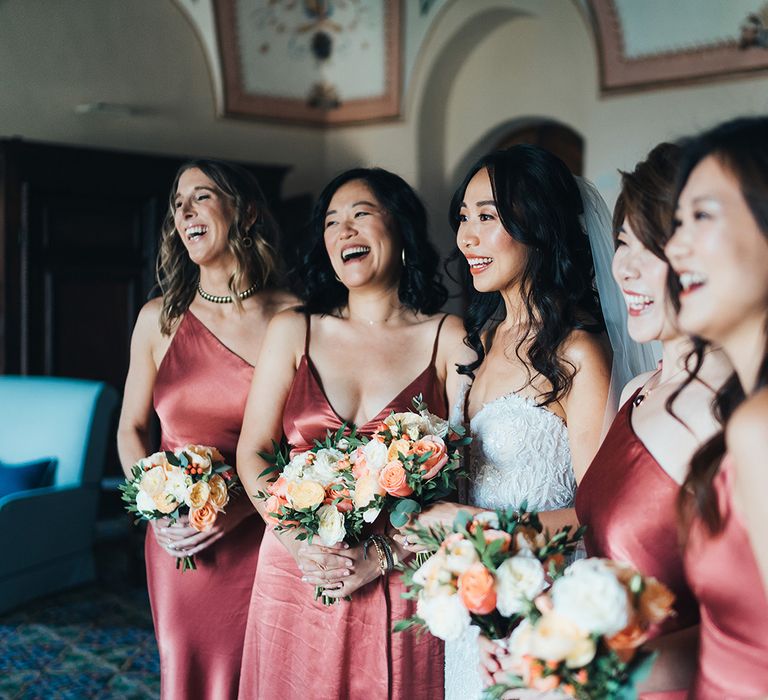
445, 391, 576, 700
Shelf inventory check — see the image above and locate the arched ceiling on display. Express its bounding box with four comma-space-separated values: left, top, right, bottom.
177, 0, 768, 125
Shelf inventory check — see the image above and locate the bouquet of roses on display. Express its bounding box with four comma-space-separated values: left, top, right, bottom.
395, 506, 584, 642
256, 426, 379, 548
484, 558, 675, 700
368, 394, 471, 529
120, 445, 238, 572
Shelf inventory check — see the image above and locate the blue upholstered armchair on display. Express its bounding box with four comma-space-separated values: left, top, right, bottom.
0, 376, 118, 614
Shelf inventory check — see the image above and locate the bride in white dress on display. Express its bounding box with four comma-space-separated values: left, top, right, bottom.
407, 146, 642, 699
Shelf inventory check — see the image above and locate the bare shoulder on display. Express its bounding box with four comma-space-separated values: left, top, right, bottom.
133, 297, 164, 340
620, 370, 655, 406
562, 329, 611, 371
435, 313, 465, 343
727, 388, 768, 450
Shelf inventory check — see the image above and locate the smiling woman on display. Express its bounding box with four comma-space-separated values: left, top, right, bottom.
116, 159, 296, 700
235, 167, 475, 700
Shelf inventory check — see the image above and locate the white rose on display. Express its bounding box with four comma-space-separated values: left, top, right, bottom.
421, 411, 450, 438
417, 593, 470, 641
136, 488, 157, 515
139, 466, 167, 498
164, 468, 191, 504
316, 504, 346, 546
529, 612, 594, 664
308, 448, 344, 486
551, 559, 630, 636
413, 551, 455, 597
385, 412, 428, 440
362, 439, 389, 473
444, 539, 479, 575
336, 437, 350, 452
283, 452, 309, 482
496, 555, 547, 617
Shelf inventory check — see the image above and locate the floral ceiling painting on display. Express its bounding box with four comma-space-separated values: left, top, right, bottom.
214, 0, 401, 125
590, 0, 768, 92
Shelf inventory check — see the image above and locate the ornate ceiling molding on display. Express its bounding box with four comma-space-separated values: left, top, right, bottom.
214, 0, 401, 126
589, 0, 768, 93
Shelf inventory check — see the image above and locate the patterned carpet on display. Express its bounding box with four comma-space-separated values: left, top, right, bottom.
0, 583, 160, 700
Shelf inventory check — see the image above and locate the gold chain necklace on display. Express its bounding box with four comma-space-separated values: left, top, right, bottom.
632, 362, 688, 407
197, 282, 258, 304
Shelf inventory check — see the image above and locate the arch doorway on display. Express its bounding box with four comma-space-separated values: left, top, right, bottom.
494, 121, 584, 175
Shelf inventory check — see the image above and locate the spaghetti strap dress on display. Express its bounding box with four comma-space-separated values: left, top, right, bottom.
148, 311, 264, 700
238, 315, 449, 700
575, 390, 699, 700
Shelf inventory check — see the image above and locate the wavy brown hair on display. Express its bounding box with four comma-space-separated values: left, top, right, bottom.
156, 159, 280, 335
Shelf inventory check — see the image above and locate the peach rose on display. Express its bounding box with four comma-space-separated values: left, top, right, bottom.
533, 675, 561, 692
208, 474, 229, 510
264, 494, 288, 526
387, 438, 412, 462
605, 615, 648, 662
413, 435, 449, 480
639, 577, 675, 625
325, 485, 354, 513
353, 472, 385, 509
187, 480, 210, 509
137, 451, 171, 472
458, 562, 497, 614
287, 480, 326, 510
152, 493, 178, 514
267, 475, 290, 499
378, 460, 414, 497
483, 529, 512, 552
189, 502, 218, 532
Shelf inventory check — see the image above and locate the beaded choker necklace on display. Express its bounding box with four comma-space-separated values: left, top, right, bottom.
197, 282, 258, 304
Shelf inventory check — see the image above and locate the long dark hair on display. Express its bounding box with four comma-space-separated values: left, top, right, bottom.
298, 167, 448, 315
672, 116, 768, 534
157, 159, 280, 334
450, 145, 604, 407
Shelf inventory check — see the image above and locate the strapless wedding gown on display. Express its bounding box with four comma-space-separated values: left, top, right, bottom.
445, 392, 575, 700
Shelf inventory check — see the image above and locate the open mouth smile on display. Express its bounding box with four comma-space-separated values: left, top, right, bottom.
466, 256, 493, 274
341, 245, 371, 263
186, 225, 208, 241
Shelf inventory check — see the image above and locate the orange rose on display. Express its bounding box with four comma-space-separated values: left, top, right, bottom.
387, 439, 412, 462
378, 460, 414, 497
639, 577, 675, 625
264, 494, 290, 526
413, 435, 449, 480
325, 485, 354, 513
458, 562, 497, 614
208, 474, 229, 510
189, 502, 218, 532
605, 615, 648, 662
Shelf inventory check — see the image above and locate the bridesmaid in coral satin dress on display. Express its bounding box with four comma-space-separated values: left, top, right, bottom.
665, 117, 768, 699
237, 168, 473, 700
118, 160, 295, 699
576, 144, 730, 699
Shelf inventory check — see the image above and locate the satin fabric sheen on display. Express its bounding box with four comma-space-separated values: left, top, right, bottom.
238, 320, 447, 700
684, 456, 768, 699
575, 391, 697, 700
148, 311, 264, 700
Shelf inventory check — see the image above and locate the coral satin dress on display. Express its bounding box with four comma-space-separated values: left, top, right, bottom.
684, 456, 768, 699
148, 311, 264, 700
575, 390, 698, 700
238, 316, 448, 700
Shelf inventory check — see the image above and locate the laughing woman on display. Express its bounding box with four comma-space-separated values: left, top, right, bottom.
236, 168, 473, 700
117, 160, 295, 700
664, 117, 768, 699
